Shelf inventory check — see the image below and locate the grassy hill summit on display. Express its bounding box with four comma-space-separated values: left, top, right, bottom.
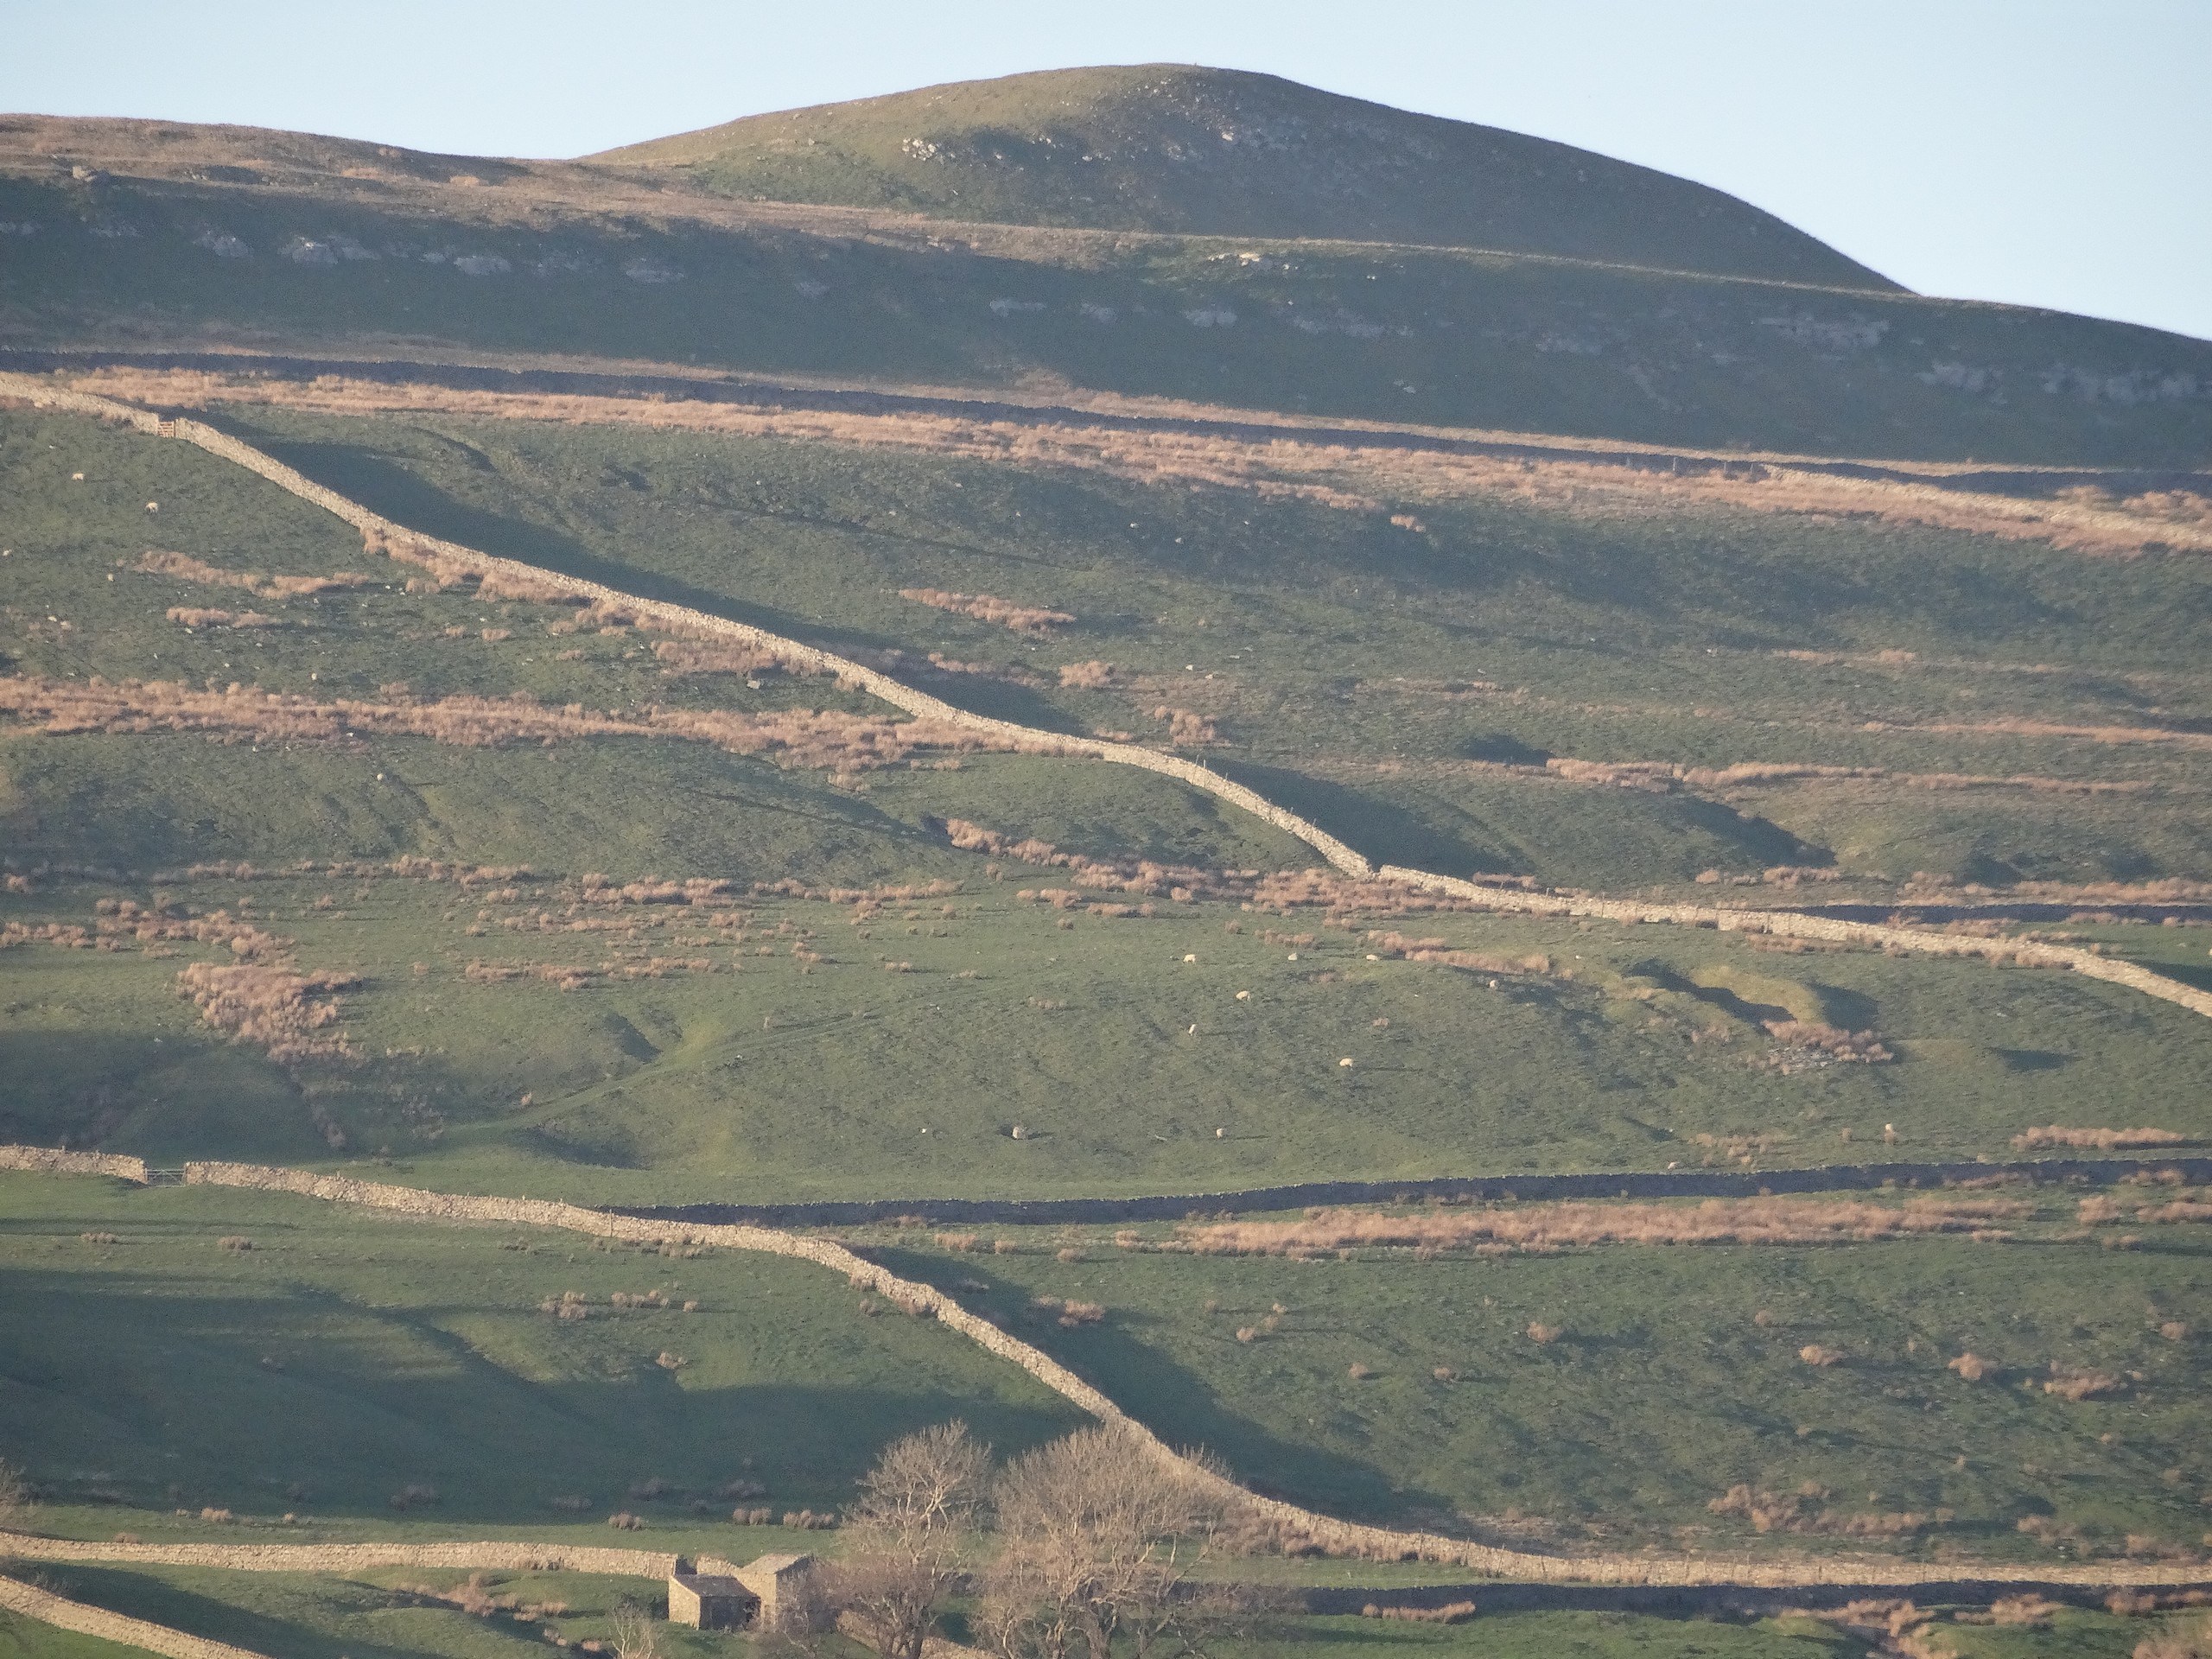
597, 63, 1900, 288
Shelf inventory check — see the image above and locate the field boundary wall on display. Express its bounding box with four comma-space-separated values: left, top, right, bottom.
2, 1537, 677, 1576
3, 372, 2207, 1027
135, 1160, 2212, 1589
3, 1151, 2210, 1589
0, 1573, 267, 1659
0, 1146, 149, 1182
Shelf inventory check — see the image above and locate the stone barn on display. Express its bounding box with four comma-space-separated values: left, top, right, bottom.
667, 1551, 815, 1631
665, 1569, 755, 1631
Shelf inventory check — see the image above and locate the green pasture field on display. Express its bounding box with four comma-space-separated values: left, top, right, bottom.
4, 403, 2212, 1199
8, 400, 2212, 895
4, 859, 2209, 1197
15, 1566, 791, 1659
178, 399, 2212, 891
22, 1573, 2199, 1659
0, 1173, 1082, 1540
874, 1199, 2212, 1554
1212, 1605, 2202, 1659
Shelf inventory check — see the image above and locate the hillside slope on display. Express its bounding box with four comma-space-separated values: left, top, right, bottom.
3, 92, 2209, 464
595, 64, 1897, 289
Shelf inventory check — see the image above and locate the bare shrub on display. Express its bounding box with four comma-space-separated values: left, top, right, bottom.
1762, 1020, 1893, 1063
1799, 1344, 1843, 1367
1948, 1353, 1991, 1382
179, 961, 360, 1064
826, 1421, 992, 1659
651, 637, 818, 680
979, 1423, 1224, 1659
1525, 1323, 1560, 1345
216, 1235, 255, 1252
608, 1598, 661, 1659
607, 1511, 644, 1529
2044, 1363, 2126, 1401
0, 676, 1063, 776
1709, 1485, 1930, 1538
0, 1458, 33, 1531
900, 588, 1072, 634
1362, 1600, 1477, 1624
137, 548, 369, 600
94, 369, 2212, 563
1365, 931, 1550, 977
1152, 706, 1218, 745
1988, 1594, 2063, 1627
1058, 660, 1121, 690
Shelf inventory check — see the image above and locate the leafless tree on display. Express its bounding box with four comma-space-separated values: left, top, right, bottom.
608, 1598, 661, 1659
825, 1421, 993, 1659
0, 1459, 29, 1536
979, 1424, 1224, 1659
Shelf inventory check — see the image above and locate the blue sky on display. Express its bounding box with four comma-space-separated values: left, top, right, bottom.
5, 0, 2206, 341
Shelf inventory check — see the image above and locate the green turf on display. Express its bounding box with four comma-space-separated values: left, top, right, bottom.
7, 863, 2209, 1197
0, 1174, 1084, 1536
1210, 1609, 1859, 1658
24, 1565, 794, 1659
874, 1198, 2212, 1554
181, 400, 2212, 892
0, 1610, 148, 1659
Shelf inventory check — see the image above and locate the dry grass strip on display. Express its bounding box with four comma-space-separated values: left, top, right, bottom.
54, 366, 2212, 559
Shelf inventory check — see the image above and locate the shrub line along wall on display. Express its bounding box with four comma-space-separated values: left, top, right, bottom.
620, 1154, 2212, 1229
1, 375, 2203, 1030
3, 1154, 2203, 1592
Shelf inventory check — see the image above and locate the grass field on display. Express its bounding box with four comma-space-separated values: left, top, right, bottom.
0, 1173, 1082, 1537
8, 1579, 2202, 1659
165, 397, 2212, 893
871, 1194, 2212, 1554
6, 67, 2212, 1656
4, 401, 2211, 1201
16, 1565, 787, 1659
6, 861, 2209, 1198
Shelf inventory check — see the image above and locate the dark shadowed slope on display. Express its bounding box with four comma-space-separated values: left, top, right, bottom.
594, 63, 1898, 289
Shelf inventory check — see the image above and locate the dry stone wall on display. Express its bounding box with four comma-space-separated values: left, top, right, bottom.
6, 376, 2212, 1592
169, 1161, 2212, 1591
13, 370, 2211, 1019
0, 373, 1371, 877
0, 1574, 266, 1659
1380, 868, 2212, 1023
0, 1146, 148, 1182
3, 1535, 675, 1576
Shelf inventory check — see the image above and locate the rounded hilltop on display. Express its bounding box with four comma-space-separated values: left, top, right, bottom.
594, 62, 1898, 289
